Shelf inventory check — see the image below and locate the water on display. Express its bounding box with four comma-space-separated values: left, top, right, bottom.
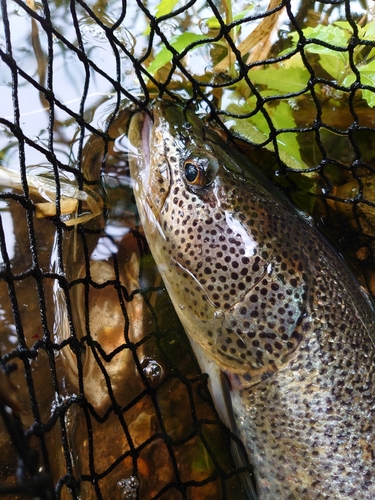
0, 104, 247, 498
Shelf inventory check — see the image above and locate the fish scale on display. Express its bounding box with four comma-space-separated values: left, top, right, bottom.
128, 100, 375, 499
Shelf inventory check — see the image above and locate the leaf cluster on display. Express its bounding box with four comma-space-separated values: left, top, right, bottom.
227, 20, 375, 171
143, 2, 375, 173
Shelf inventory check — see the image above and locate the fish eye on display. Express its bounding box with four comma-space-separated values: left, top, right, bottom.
184, 160, 202, 185
183, 156, 218, 188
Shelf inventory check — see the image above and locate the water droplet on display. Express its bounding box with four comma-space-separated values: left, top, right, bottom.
50, 392, 72, 416
65, 413, 72, 430
198, 19, 210, 35
117, 476, 140, 500
288, 98, 299, 111
158, 20, 177, 38
141, 358, 163, 385
13, 3, 27, 16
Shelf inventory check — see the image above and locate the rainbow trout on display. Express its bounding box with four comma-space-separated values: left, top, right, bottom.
128, 100, 375, 499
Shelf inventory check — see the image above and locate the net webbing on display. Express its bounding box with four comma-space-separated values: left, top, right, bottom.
0, 1, 374, 499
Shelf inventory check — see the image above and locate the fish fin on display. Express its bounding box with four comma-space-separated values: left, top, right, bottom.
190, 341, 258, 500
220, 370, 258, 500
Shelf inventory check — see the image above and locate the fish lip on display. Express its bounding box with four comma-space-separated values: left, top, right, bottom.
141, 111, 152, 174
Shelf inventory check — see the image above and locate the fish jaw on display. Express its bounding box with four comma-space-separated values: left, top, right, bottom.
128, 109, 171, 232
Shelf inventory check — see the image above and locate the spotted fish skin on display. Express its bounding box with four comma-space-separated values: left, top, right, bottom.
128, 100, 375, 499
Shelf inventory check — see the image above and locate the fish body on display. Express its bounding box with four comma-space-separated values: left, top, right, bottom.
128, 100, 375, 499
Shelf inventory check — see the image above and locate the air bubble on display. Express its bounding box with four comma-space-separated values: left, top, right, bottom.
81, 23, 107, 42
117, 476, 140, 500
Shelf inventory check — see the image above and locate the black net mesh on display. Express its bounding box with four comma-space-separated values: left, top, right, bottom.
0, 0, 374, 498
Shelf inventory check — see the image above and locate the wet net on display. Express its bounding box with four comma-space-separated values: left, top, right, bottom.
0, 0, 375, 498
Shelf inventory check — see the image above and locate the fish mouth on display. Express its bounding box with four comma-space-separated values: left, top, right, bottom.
128, 109, 153, 197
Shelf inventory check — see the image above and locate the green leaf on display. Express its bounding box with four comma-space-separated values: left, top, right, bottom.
333, 21, 355, 35
289, 24, 347, 47
303, 24, 351, 48
318, 53, 348, 81
289, 24, 353, 80
360, 21, 375, 60
206, 7, 253, 29
146, 33, 209, 75
154, 0, 180, 17
358, 59, 375, 75
341, 73, 356, 88
367, 47, 375, 61
226, 102, 307, 170
287, 24, 353, 80
265, 100, 303, 165
143, 0, 180, 35
359, 72, 375, 107
360, 20, 375, 40
248, 66, 308, 95
342, 61, 375, 106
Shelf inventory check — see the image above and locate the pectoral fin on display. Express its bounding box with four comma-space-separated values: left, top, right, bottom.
190, 340, 258, 500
